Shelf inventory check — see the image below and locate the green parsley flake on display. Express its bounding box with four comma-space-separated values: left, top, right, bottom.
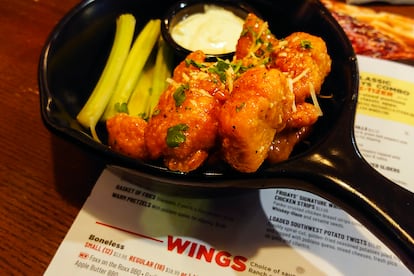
236, 102, 245, 112
173, 84, 188, 107
166, 124, 189, 148
185, 59, 206, 69
208, 59, 230, 83
300, 40, 312, 50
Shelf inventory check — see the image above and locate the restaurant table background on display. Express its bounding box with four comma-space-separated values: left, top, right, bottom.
0, 0, 413, 274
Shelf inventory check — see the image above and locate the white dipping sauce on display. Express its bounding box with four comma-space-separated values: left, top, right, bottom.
171, 5, 245, 55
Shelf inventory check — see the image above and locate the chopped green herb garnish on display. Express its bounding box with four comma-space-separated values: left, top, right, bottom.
166, 123, 189, 148
256, 37, 264, 45
185, 59, 206, 69
266, 42, 274, 51
208, 59, 230, 83
261, 57, 271, 65
236, 102, 245, 112
152, 109, 160, 116
230, 61, 248, 75
300, 40, 312, 49
173, 84, 188, 107
138, 112, 148, 120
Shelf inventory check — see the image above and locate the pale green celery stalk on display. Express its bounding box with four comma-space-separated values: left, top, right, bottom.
102, 19, 161, 121
146, 37, 174, 118
127, 57, 155, 118
76, 14, 136, 142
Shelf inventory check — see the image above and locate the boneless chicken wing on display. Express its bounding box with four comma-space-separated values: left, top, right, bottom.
104, 13, 332, 173
265, 32, 331, 161
236, 14, 330, 129
272, 32, 332, 104
106, 113, 148, 159
145, 51, 223, 172
219, 67, 294, 172
235, 13, 278, 66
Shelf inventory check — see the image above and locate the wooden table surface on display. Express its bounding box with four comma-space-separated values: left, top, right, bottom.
0, 0, 413, 274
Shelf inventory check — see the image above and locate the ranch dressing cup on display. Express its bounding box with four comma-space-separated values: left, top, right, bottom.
170, 5, 245, 55
161, 1, 254, 60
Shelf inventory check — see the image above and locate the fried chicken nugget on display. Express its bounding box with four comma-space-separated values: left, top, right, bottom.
235, 13, 278, 64
272, 32, 331, 103
106, 113, 148, 159
145, 51, 223, 172
219, 67, 294, 173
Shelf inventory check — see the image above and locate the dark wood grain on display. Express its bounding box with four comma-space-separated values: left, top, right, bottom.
0, 0, 413, 274
0, 0, 105, 274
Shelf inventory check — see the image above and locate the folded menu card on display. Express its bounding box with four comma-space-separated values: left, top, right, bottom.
45, 55, 413, 275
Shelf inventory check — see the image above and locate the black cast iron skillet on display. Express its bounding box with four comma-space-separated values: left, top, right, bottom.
38, 0, 414, 271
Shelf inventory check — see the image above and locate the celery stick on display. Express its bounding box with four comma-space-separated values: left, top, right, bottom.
127, 56, 155, 118
102, 19, 161, 120
146, 37, 174, 117
76, 14, 136, 142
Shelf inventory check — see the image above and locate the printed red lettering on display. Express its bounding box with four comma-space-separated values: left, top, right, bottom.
167, 235, 247, 272
215, 251, 231, 267
232, 255, 248, 272
167, 235, 191, 253
195, 245, 214, 262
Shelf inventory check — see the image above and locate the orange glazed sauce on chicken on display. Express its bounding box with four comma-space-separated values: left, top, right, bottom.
106, 13, 331, 173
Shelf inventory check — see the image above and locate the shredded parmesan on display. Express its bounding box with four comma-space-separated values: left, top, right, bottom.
166, 77, 175, 85
292, 68, 310, 83
166, 77, 180, 88
226, 66, 234, 93
191, 71, 210, 80
309, 83, 323, 116
249, 43, 263, 57
182, 73, 190, 82
278, 40, 288, 48
287, 78, 297, 112
194, 88, 212, 97
247, 22, 269, 55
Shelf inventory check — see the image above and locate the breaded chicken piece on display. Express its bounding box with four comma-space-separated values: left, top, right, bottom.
105, 14, 332, 173
106, 113, 148, 159
219, 67, 294, 172
235, 13, 279, 67
145, 51, 223, 172
272, 32, 332, 103
286, 102, 321, 129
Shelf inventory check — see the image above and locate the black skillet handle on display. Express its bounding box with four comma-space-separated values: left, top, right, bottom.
305, 148, 414, 272
276, 118, 414, 272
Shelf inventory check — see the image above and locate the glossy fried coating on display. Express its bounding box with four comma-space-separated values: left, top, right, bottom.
235, 14, 329, 129
287, 102, 320, 129
235, 13, 279, 66
145, 51, 223, 172
173, 50, 229, 102
219, 67, 294, 172
105, 14, 332, 173
106, 113, 148, 159
272, 32, 332, 103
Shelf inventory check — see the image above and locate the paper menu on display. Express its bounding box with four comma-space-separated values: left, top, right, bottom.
44, 56, 414, 276
44, 168, 411, 276
354, 55, 414, 191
